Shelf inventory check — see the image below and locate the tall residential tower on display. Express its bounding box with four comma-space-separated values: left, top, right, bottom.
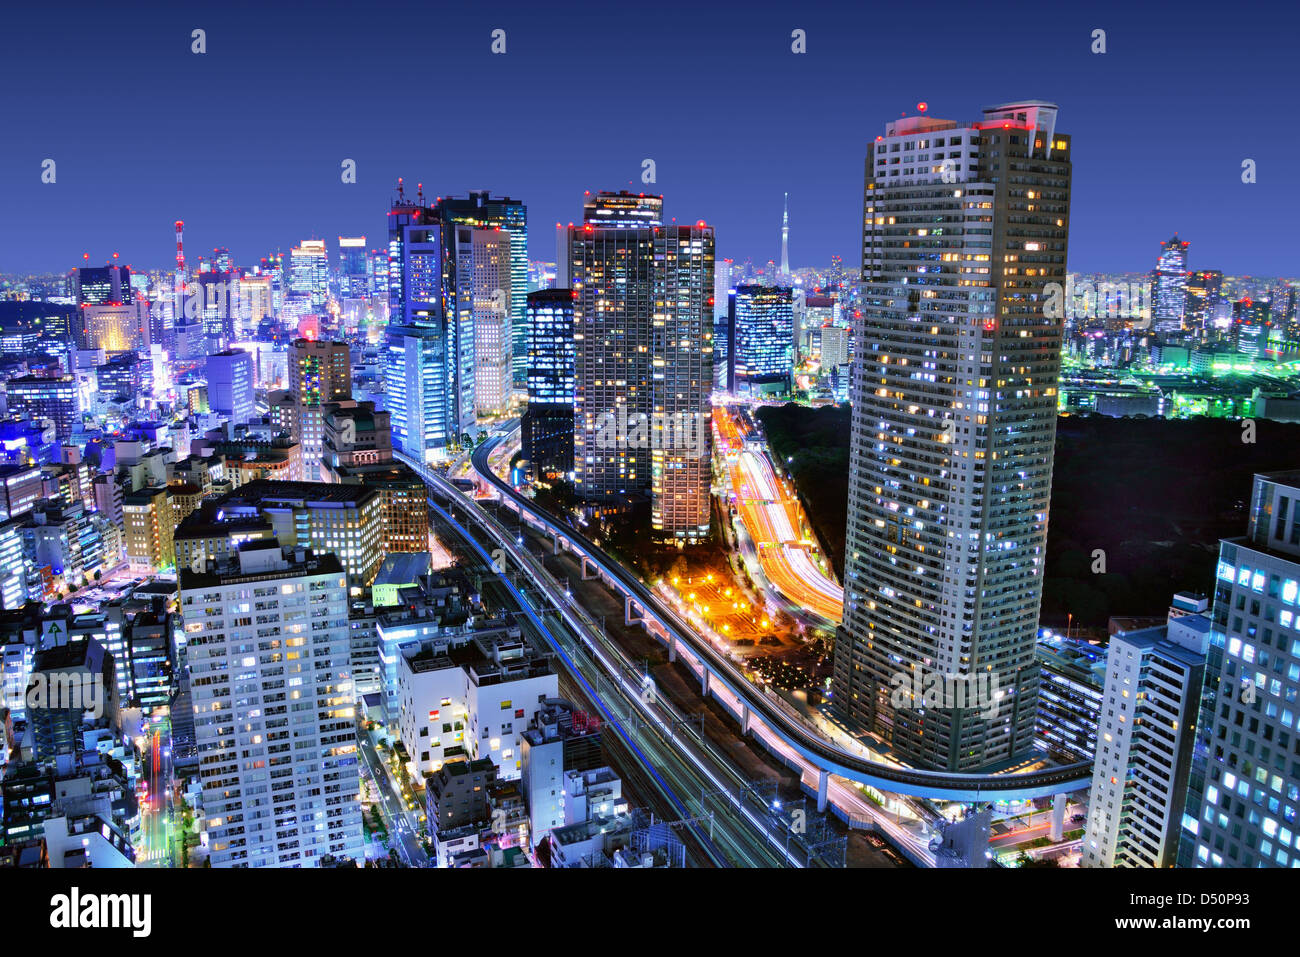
567, 192, 714, 542
833, 101, 1071, 771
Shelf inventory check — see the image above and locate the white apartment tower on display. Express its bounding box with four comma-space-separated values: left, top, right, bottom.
181, 543, 361, 867
832, 102, 1071, 771
1082, 613, 1209, 867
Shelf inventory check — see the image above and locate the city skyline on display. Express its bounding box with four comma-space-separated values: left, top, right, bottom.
1, 0, 1297, 277
5, 0, 1300, 899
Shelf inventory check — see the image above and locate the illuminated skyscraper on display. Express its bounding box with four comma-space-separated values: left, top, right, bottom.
727, 285, 794, 395
568, 192, 713, 542
6, 375, 81, 440
455, 227, 512, 417
338, 236, 368, 298
435, 192, 528, 387
833, 102, 1071, 771
74, 265, 132, 306
385, 192, 473, 462
1185, 269, 1223, 332
289, 240, 330, 311
287, 339, 352, 479
1182, 471, 1300, 867
1153, 234, 1190, 333
522, 289, 575, 479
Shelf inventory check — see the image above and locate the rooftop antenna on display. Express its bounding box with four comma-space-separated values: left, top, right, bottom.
397, 177, 406, 202
417, 182, 425, 204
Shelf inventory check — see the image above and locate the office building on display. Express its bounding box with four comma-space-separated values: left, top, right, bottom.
0, 464, 43, 521
285, 338, 352, 480
289, 240, 330, 311
833, 101, 1071, 771
1182, 470, 1300, 867
338, 236, 368, 298
1185, 270, 1223, 332
1152, 235, 1190, 333
319, 399, 428, 554
207, 349, 255, 427
435, 191, 529, 386
79, 301, 150, 353
522, 289, 575, 479
728, 284, 794, 395
181, 544, 361, 867
385, 196, 473, 462
27, 635, 121, 765
819, 324, 850, 371
290, 338, 351, 405
6, 376, 81, 441
73, 265, 132, 306
568, 192, 714, 542
462, 227, 513, 417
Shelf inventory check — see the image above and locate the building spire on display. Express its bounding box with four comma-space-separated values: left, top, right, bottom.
780, 193, 790, 276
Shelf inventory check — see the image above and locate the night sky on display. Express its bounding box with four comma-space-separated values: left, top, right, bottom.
1, 0, 1295, 278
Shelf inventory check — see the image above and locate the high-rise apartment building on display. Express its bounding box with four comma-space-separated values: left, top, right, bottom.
1153, 234, 1190, 333
1182, 470, 1300, 868
727, 285, 794, 395
568, 192, 714, 542
1082, 613, 1209, 867
833, 102, 1071, 771
181, 544, 361, 867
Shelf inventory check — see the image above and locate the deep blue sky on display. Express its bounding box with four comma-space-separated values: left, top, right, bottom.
1, 0, 1296, 278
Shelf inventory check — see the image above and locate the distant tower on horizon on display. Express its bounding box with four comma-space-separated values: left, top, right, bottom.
780, 192, 790, 276
1153, 234, 1190, 333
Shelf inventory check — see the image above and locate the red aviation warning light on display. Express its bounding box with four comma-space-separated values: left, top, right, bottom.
917, 102, 928, 112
